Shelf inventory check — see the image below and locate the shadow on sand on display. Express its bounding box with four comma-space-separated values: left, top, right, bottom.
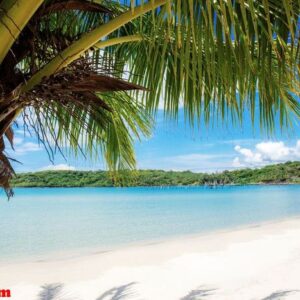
38, 283, 300, 300
261, 290, 299, 300
96, 282, 137, 300
38, 283, 65, 300
180, 287, 216, 300
37, 282, 136, 300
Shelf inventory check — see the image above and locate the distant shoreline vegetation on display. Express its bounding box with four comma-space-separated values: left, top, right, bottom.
10, 162, 300, 188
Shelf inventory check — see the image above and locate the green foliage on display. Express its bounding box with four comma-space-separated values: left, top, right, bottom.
107, 1, 300, 131
11, 161, 300, 188
29, 92, 152, 171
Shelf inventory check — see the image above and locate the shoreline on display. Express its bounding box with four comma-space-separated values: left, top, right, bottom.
11, 183, 300, 188
1, 216, 300, 299
2, 214, 300, 266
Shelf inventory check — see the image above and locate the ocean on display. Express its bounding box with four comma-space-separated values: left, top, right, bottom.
0, 185, 299, 261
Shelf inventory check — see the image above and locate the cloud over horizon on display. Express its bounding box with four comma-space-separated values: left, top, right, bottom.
233, 140, 300, 168
15, 142, 42, 155
41, 164, 76, 171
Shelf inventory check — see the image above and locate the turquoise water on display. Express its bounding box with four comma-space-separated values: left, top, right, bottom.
0, 185, 300, 261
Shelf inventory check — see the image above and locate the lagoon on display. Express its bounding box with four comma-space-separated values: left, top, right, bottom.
0, 185, 300, 261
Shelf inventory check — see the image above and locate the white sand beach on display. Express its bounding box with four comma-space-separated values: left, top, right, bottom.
1, 218, 300, 300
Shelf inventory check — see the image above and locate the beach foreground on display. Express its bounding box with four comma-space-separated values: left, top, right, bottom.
1, 218, 300, 300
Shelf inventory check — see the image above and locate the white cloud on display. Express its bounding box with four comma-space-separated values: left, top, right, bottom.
255, 141, 291, 161
13, 137, 23, 145
14, 129, 32, 138
233, 140, 300, 168
6, 129, 41, 155
41, 164, 76, 171
234, 145, 263, 165
15, 142, 42, 154
233, 157, 243, 168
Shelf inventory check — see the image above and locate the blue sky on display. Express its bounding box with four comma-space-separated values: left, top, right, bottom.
7, 106, 300, 173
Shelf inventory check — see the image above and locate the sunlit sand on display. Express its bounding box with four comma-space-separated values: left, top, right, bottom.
1, 217, 300, 299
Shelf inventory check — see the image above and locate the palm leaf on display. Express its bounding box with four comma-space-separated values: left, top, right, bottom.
103, 1, 300, 130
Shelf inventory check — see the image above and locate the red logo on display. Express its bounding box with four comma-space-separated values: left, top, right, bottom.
0, 290, 11, 298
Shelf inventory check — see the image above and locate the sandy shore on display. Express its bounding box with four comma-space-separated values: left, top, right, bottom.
1, 218, 300, 300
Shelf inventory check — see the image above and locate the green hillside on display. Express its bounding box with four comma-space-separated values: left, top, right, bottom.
10, 161, 300, 187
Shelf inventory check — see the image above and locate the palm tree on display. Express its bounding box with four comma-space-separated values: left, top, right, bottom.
0, 0, 299, 197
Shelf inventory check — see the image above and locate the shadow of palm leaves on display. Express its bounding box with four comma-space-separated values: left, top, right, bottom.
180, 287, 216, 300
261, 290, 299, 300
38, 283, 77, 300
96, 282, 137, 300
38, 283, 64, 300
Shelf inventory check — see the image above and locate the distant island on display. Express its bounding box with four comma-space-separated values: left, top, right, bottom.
10, 161, 300, 187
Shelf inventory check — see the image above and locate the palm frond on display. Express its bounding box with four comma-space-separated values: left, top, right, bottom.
24, 91, 151, 171
103, 1, 300, 130
18, 57, 149, 169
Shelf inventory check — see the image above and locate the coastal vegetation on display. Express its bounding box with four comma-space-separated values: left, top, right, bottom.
1, 1, 299, 196
11, 161, 300, 187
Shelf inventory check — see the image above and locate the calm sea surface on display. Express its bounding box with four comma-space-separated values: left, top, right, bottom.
0, 185, 299, 261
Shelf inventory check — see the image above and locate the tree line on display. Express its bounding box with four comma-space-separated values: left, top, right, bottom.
11, 162, 300, 188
